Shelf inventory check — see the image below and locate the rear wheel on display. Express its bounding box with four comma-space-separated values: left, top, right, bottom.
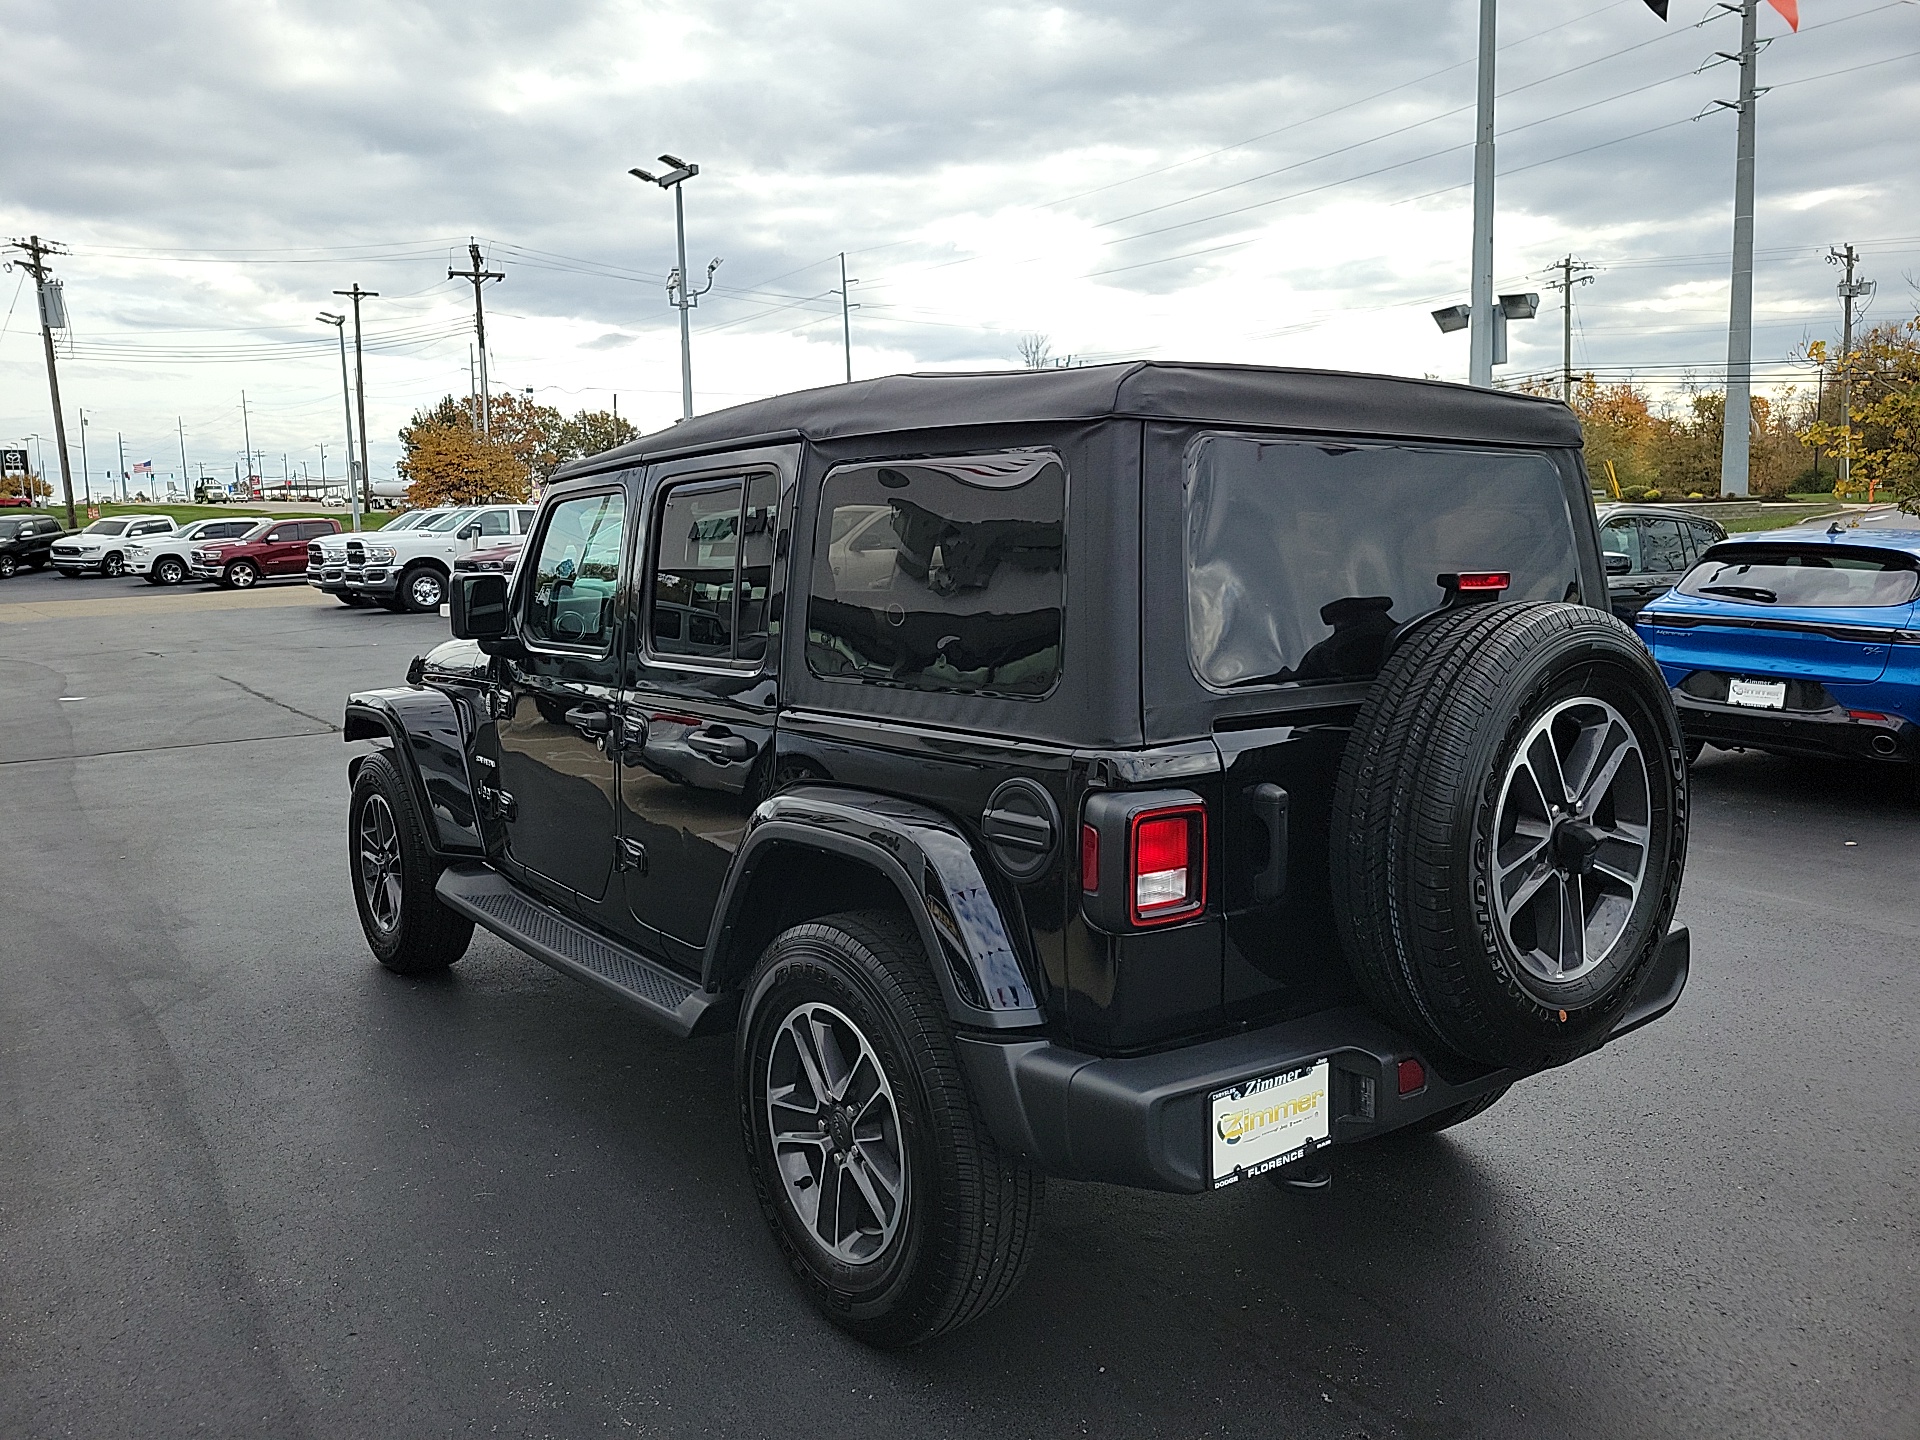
225, 559, 260, 589
738, 911, 1040, 1348
399, 565, 446, 614
153, 555, 187, 585
1332, 601, 1688, 1069
348, 752, 473, 974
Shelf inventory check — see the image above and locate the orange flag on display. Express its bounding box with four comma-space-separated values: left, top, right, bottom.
1768, 0, 1800, 29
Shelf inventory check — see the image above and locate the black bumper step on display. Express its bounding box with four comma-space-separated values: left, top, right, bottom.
435, 864, 732, 1037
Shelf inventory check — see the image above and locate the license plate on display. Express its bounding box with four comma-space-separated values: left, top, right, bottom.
1728, 677, 1787, 710
1209, 1059, 1330, 1188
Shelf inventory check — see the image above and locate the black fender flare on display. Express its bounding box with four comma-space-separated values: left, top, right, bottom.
707, 786, 1045, 1031
343, 687, 486, 857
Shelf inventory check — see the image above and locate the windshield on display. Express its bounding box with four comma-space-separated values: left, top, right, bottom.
422, 509, 474, 532
83, 519, 131, 536
1185, 435, 1581, 688
0, 520, 20, 538
231, 520, 274, 543
1677, 545, 1920, 608
386, 511, 433, 531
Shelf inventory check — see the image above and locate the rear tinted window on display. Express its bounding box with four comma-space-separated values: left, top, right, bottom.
1678, 546, 1920, 608
1186, 435, 1580, 688
807, 452, 1066, 698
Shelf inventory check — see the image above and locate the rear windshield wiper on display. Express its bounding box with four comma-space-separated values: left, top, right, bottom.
1699, 584, 1778, 604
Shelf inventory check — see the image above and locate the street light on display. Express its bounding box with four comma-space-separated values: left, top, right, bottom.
630, 155, 721, 422
317, 312, 362, 532
1432, 292, 1538, 369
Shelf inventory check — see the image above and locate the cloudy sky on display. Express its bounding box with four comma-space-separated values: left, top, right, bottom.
2, 0, 1915, 493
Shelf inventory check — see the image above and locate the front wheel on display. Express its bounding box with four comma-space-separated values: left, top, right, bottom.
738, 912, 1040, 1348
348, 752, 473, 974
225, 559, 260, 589
101, 552, 125, 578
0, 554, 15, 580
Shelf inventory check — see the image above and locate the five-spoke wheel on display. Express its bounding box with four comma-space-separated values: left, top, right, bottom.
356, 792, 403, 938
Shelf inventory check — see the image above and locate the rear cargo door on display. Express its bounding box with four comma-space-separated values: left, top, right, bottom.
1186, 433, 1588, 1025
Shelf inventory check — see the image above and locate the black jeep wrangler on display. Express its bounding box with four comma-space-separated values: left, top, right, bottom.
344, 362, 1689, 1346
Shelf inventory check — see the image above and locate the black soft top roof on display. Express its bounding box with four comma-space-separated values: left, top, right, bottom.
558, 360, 1581, 478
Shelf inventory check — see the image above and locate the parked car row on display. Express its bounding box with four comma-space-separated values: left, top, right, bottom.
307, 503, 532, 612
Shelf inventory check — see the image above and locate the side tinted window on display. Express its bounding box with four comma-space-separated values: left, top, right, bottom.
1601, 518, 1642, 571
1186, 435, 1579, 689
653, 480, 741, 660
526, 492, 625, 649
515, 509, 536, 533
807, 452, 1066, 698
1640, 518, 1689, 573
474, 509, 513, 537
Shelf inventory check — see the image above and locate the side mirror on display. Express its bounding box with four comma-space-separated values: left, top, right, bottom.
265, 532, 283, 543
457, 524, 481, 540
450, 572, 511, 640
1604, 552, 1632, 576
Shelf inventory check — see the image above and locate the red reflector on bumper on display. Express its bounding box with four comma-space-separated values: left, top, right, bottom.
1848, 711, 1889, 723
1397, 1058, 1426, 1095
1453, 571, 1510, 591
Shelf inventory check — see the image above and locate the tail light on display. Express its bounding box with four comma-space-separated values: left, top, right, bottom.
1080, 789, 1209, 931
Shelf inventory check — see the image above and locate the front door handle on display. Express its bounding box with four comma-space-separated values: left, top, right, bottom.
686, 727, 753, 762
564, 704, 612, 735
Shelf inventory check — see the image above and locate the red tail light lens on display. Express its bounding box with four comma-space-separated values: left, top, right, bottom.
1080, 823, 1100, 894
1129, 805, 1206, 926
1397, 1058, 1427, 1095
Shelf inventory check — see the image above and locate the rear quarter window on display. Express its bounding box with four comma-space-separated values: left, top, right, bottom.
1185, 434, 1581, 689
807, 452, 1066, 699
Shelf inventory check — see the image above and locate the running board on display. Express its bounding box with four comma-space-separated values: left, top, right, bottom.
435, 864, 733, 1038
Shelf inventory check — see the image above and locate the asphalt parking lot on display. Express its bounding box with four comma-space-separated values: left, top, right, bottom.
2, 566, 1915, 1440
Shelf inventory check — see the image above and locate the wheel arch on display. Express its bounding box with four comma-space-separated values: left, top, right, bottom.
706, 786, 1045, 1031
343, 687, 486, 858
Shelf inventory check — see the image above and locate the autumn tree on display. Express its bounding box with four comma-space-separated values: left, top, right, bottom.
398, 395, 646, 508
1801, 317, 1920, 507
557, 408, 638, 461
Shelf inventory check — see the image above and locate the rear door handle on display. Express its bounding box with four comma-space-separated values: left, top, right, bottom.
1248, 782, 1289, 905
687, 727, 753, 762
564, 704, 612, 735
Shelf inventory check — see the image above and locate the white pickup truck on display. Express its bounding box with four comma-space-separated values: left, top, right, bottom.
340, 504, 535, 612
309, 508, 451, 606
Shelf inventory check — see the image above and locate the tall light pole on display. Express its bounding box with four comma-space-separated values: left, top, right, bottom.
1467, 0, 1498, 388
332, 285, 377, 516
630, 156, 720, 421
4, 235, 78, 527
318, 311, 361, 530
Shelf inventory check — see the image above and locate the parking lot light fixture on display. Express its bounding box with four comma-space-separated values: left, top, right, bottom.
317, 312, 360, 532
630, 156, 717, 422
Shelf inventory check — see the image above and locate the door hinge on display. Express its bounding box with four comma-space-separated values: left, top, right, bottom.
616, 837, 648, 874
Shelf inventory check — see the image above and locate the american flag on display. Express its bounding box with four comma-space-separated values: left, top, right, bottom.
132, 460, 153, 474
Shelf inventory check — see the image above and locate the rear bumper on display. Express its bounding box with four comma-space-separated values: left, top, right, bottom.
959, 927, 1689, 1194
1677, 693, 1916, 764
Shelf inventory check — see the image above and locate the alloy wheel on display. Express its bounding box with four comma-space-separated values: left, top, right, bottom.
357, 793, 403, 935
156, 557, 185, 585
1490, 696, 1651, 986
229, 562, 258, 588
102, 553, 124, 577
0, 555, 15, 579
765, 1001, 908, 1266
408, 571, 444, 610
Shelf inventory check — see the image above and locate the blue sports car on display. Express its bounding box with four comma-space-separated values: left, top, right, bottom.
1634, 525, 1920, 773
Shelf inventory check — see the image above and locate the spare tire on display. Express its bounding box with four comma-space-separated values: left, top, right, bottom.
1331, 601, 1687, 1069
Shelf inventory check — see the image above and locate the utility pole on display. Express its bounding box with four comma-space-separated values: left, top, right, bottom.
241, 389, 255, 497
1544, 256, 1596, 403
833, 252, 859, 384
1827, 242, 1875, 494
318, 311, 360, 530
79, 410, 90, 506
318, 442, 328, 489
117, 432, 126, 502
333, 284, 377, 514
449, 242, 502, 435
5, 235, 78, 527
1467, 0, 1498, 388
177, 417, 189, 501
1712, 0, 1764, 497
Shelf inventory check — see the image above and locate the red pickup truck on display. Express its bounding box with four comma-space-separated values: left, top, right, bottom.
190, 517, 342, 587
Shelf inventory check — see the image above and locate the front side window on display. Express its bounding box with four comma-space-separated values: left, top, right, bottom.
473, 509, 513, 536
1601, 518, 1642, 571
525, 492, 625, 648
649, 472, 779, 664
1677, 545, 1920, 608
807, 452, 1066, 698
1186, 435, 1579, 689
